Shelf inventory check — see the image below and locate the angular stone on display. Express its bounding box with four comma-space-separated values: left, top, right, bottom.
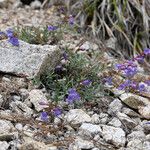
117, 112, 137, 130
28, 89, 48, 112
0, 120, 14, 134
127, 131, 145, 141
0, 141, 9, 150
119, 93, 149, 109
0, 40, 60, 78
101, 125, 126, 148
108, 117, 122, 128
19, 137, 58, 150
64, 109, 91, 125
79, 123, 102, 136
108, 98, 123, 114
74, 137, 94, 149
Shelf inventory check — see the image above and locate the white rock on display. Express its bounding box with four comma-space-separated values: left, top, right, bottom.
91, 114, 100, 124
0, 40, 60, 78
108, 117, 122, 127
65, 109, 91, 125
0, 120, 14, 134
0, 141, 9, 150
74, 137, 94, 149
117, 112, 137, 130
15, 123, 23, 131
29, 89, 48, 112
101, 125, 126, 147
80, 41, 98, 51
108, 98, 123, 114
79, 123, 102, 136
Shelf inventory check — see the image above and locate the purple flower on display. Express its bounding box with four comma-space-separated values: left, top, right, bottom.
0, 31, 5, 35
144, 48, 150, 55
40, 112, 48, 122
63, 52, 68, 60
145, 80, 150, 86
103, 77, 112, 85
48, 25, 58, 31
135, 55, 145, 63
52, 108, 62, 117
66, 88, 80, 104
123, 66, 137, 77
8, 37, 19, 46
69, 15, 74, 25
6, 29, 14, 37
130, 81, 137, 89
118, 80, 131, 90
81, 79, 92, 86
138, 83, 146, 92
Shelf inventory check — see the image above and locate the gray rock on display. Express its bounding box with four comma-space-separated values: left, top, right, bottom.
0, 120, 14, 134
99, 113, 108, 124
64, 109, 91, 125
127, 131, 145, 142
19, 88, 29, 100
91, 114, 100, 124
138, 105, 150, 119
117, 112, 137, 130
108, 98, 123, 114
30, 0, 42, 9
79, 123, 102, 137
127, 139, 150, 150
119, 93, 148, 109
122, 107, 141, 117
108, 117, 122, 127
0, 141, 9, 150
28, 89, 48, 112
0, 40, 60, 78
19, 137, 57, 150
12, 0, 22, 9
101, 125, 126, 148
0, 94, 4, 107
10, 101, 33, 117
0, 0, 7, 8
79, 41, 98, 51
74, 137, 94, 149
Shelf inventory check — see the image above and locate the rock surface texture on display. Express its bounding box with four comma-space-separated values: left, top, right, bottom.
0, 40, 60, 78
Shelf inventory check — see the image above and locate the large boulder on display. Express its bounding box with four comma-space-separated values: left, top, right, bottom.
0, 40, 60, 78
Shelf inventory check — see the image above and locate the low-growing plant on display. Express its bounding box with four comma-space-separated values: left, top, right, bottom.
39, 48, 106, 104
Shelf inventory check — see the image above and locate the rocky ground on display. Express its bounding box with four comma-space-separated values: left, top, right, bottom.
0, 0, 150, 150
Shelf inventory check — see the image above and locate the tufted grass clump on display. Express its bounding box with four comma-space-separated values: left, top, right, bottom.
66, 0, 150, 59
38, 48, 106, 104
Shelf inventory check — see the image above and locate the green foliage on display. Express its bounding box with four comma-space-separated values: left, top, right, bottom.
40, 49, 105, 103
14, 26, 62, 45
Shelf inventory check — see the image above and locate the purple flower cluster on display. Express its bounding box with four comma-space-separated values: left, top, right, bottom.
6, 29, 19, 46
48, 25, 58, 31
104, 48, 150, 93
115, 60, 137, 77
66, 88, 80, 104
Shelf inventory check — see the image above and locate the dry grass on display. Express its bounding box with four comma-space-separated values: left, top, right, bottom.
62, 0, 150, 59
